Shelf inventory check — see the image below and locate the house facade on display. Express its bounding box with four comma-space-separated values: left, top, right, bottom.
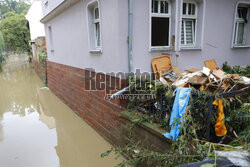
40, 0, 250, 144
26, 0, 45, 41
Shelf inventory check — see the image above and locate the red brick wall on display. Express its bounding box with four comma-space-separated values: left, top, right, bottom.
34, 60, 47, 84
47, 61, 127, 145
34, 60, 40, 75
46, 61, 172, 151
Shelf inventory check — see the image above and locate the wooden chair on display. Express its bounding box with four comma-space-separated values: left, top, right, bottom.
152, 55, 176, 80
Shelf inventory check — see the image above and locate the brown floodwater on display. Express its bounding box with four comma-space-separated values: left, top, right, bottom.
0, 54, 122, 167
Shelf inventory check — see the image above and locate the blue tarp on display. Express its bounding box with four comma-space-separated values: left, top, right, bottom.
162, 87, 191, 140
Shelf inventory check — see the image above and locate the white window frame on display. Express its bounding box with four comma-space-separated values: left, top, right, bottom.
149, 0, 171, 51
48, 25, 54, 52
86, 0, 102, 53
234, 5, 249, 46
181, 1, 198, 47
232, 1, 250, 48
93, 6, 101, 49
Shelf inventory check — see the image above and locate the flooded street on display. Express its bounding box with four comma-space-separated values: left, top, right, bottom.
0, 55, 121, 167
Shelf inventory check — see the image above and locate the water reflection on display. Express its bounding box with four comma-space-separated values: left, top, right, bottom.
0, 55, 122, 167
0, 113, 2, 142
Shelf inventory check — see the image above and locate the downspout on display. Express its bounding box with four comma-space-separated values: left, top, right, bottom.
109, 0, 133, 101
128, 0, 133, 73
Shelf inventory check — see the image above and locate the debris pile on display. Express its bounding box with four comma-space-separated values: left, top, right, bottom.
151, 55, 250, 142
153, 56, 250, 93
124, 55, 250, 142
106, 55, 249, 167
109, 54, 249, 143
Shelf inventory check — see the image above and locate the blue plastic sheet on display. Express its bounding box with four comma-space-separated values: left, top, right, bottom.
162, 87, 191, 140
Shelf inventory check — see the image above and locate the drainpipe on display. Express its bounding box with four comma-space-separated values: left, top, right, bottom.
128, 0, 133, 73
109, 1, 133, 101
109, 86, 130, 101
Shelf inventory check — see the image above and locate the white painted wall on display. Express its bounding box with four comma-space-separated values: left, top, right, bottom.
42, 0, 250, 74
44, 0, 128, 73
26, 0, 45, 40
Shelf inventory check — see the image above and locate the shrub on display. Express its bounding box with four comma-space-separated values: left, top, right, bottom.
38, 52, 47, 63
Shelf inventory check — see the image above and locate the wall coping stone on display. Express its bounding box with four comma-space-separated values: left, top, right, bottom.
121, 110, 172, 144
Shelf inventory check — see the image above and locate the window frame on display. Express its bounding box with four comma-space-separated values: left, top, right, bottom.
149, 0, 172, 51
48, 25, 54, 52
93, 6, 101, 49
234, 5, 249, 46
181, 1, 198, 47
232, 2, 250, 48
86, 0, 102, 53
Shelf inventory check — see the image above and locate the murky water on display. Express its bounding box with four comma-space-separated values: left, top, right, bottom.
0, 55, 122, 167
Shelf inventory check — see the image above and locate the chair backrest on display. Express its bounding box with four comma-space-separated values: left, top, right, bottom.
152, 55, 173, 79
204, 59, 219, 70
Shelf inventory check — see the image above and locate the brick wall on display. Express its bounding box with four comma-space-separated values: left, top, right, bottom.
47, 61, 127, 145
32, 36, 47, 84
34, 60, 47, 84
46, 61, 172, 151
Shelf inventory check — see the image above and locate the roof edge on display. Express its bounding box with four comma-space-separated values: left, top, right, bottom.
41, 0, 80, 24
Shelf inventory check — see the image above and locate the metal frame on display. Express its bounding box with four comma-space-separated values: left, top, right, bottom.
204, 88, 250, 141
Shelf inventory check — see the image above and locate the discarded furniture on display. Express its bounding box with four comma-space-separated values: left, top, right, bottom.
152, 55, 177, 80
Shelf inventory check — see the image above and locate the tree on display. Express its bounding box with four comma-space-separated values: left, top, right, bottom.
0, 11, 30, 52
0, 31, 4, 72
0, 0, 30, 16
15, 0, 30, 14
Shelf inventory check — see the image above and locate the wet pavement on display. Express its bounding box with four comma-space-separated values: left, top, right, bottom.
0, 55, 122, 167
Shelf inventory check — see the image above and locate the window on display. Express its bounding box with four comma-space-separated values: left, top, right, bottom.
151, 0, 171, 49
234, 6, 248, 45
181, 2, 197, 46
48, 26, 54, 52
94, 7, 101, 48
87, 1, 102, 52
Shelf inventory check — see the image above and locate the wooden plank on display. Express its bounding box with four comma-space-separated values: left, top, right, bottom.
204, 83, 211, 91
212, 69, 225, 79
188, 76, 208, 85
173, 66, 179, 74
204, 59, 219, 70
222, 78, 233, 93
200, 84, 205, 91
172, 75, 182, 86
214, 81, 223, 93
223, 82, 231, 93
185, 68, 200, 73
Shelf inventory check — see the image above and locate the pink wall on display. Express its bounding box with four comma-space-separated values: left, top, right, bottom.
42, 0, 250, 75
132, 0, 250, 72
